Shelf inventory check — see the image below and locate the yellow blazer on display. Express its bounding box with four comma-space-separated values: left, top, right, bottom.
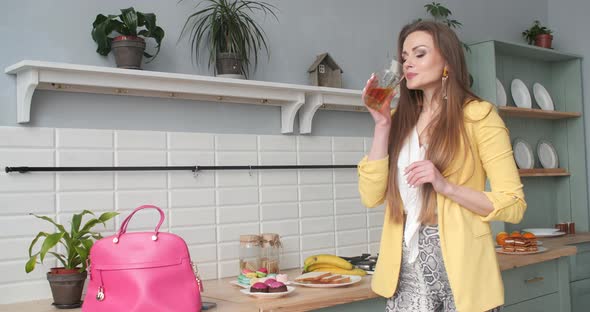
358, 100, 526, 312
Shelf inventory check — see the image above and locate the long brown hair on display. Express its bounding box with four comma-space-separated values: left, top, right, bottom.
386, 21, 481, 224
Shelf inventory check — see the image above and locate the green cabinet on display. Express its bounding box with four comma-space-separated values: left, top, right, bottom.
467, 40, 589, 312
501, 260, 558, 306
467, 40, 588, 235
571, 278, 590, 312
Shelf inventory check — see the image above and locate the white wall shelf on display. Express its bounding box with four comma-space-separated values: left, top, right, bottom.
5, 61, 371, 134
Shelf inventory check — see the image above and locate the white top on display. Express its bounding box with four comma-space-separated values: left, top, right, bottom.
397, 127, 428, 264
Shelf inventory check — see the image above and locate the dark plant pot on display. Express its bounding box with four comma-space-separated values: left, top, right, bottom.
534, 34, 553, 49
47, 270, 87, 309
216, 52, 245, 79
111, 35, 146, 69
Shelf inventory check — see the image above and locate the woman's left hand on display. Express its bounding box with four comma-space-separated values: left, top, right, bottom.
404, 160, 453, 195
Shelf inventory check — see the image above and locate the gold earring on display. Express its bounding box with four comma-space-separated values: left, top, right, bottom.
442, 67, 449, 102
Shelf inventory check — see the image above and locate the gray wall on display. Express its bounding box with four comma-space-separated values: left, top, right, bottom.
0, 0, 548, 136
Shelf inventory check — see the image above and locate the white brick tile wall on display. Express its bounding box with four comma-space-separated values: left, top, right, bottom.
171, 226, 216, 245
260, 186, 298, 203
261, 203, 299, 221
0, 127, 53, 148
300, 201, 333, 218
0, 238, 32, 261
0, 126, 383, 304
260, 220, 299, 237
217, 205, 259, 224
168, 133, 214, 150
217, 223, 259, 243
299, 169, 332, 184
298, 136, 332, 152
333, 137, 364, 152
259, 151, 297, 165
56, 129, 113, 149
0, 193, 55, 215
169, 189, 215, 208
258, 135, 296, 151
57, 192, 114, 213
215, 134, 257, 151
301, 217, 335, 235
170, 207, 216, 227
116, 130, 166, 150
298, 152, 332, 165
260, 171, 297, 186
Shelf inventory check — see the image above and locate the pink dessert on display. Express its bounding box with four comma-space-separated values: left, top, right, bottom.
268, 281, 287, 293
263, 278, 277, 286
257, 268, 268, 274
276, 274, 289, 283
250, 282, 269, 293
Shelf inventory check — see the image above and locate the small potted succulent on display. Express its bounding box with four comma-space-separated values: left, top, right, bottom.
522, 20, 553, 49
91, 7, 165, 69
26, 210, 118, 308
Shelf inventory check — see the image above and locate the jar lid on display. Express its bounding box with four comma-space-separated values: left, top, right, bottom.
240, 234, 261, 244
260, 233, 282, 247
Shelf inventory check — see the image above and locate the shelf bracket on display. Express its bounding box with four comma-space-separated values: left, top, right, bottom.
281, 93, 305, 134
15, 68, 39, 123
299, 93, 324, 134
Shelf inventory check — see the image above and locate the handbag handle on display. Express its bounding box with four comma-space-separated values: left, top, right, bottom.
114, 205, 165, 243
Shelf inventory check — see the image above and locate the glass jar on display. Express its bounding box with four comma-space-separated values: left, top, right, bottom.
239, 234, 261, 273
260, 233, 282, 274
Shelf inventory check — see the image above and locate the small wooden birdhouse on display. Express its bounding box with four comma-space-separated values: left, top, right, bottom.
308, 53, 343, 88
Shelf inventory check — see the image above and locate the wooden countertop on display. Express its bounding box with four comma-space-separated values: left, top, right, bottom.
3, 232, 590, 312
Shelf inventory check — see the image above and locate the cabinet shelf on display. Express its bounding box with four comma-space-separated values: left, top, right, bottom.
4, 60, 369, 134
498, 106, 581, 119
518, 168, 570, 177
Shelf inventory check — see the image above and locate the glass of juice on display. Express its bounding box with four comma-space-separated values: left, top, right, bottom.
365, 59, 404, 110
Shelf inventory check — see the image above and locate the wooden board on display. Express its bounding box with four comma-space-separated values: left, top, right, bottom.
518, 168, 570, 177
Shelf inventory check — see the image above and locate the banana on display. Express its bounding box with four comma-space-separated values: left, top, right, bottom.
310, 266, 367, 276
305, 263, 340, 272
303, 254, 333, 267
303, 254, 353, 271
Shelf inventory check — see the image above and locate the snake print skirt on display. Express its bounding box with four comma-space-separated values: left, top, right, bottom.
385, 224, 502, 312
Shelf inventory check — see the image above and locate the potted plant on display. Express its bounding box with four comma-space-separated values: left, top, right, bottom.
522, 20, 553, 48
26, 210, 118, 308
91, 7, 165, 69
422, 2, 469, 52
179, 0, 279, 79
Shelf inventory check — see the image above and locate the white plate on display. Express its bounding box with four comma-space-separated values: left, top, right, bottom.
230, 280, 291, 289
522, 228, 559, 235
533, 231, 566, 238
239, 286, 295, 299
537, 140, 559, 169
496, 246, 547, 255
513, 138, 534, 169
496, 78, 507, 106
533, 83, 555, 111
291, 275, 362, 288
496, 241, 542, 248
511, 79, 532, 108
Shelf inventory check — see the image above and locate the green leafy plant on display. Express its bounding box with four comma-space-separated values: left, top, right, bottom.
91, 7, 165, 62
522, 20, 553, 45
25, 210, 118, 273
418, 2, 469, 52
179, 0, 279, 77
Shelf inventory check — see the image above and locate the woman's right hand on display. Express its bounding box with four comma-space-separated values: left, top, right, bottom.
362, 74, 395, 127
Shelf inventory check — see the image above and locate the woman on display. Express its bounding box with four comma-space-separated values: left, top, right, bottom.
358, 21, 526, 312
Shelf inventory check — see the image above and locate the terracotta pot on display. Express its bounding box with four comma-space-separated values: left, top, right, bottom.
47, 270, 87, 308
534, 34, 553, 49
111, 35, 146, 69
50, 267, 80, 275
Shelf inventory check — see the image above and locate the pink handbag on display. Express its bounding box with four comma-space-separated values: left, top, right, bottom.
82, 205, 202, 312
